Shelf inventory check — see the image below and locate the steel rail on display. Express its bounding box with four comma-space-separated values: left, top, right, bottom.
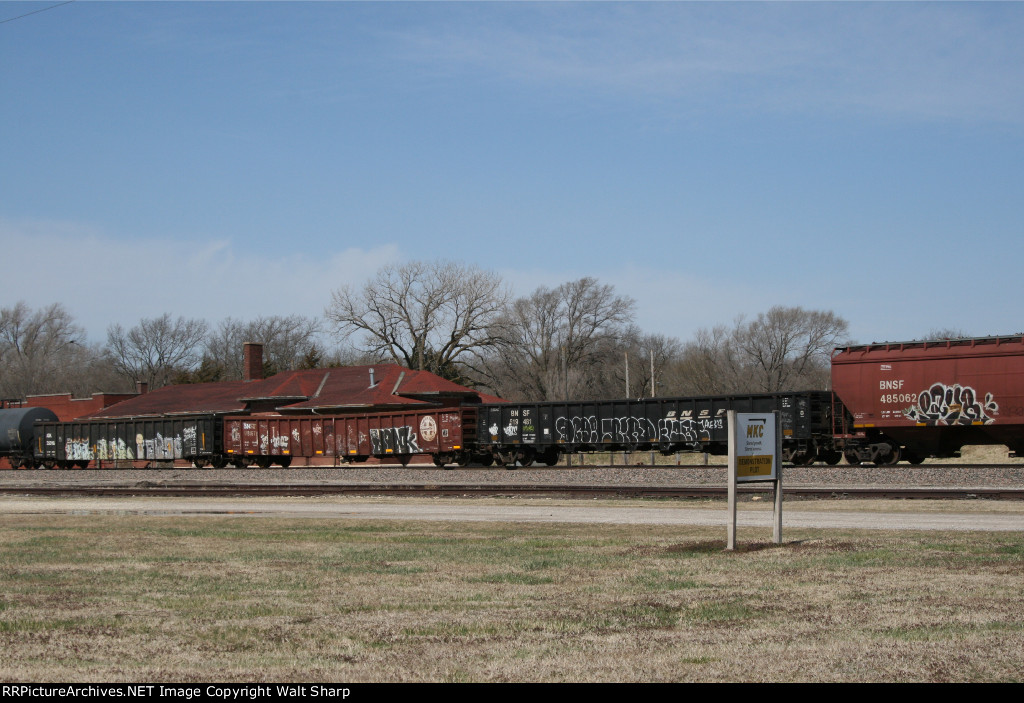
1, 483, 1022, 500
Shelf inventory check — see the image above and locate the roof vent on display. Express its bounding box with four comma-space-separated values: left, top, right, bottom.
369, 368, 376, 388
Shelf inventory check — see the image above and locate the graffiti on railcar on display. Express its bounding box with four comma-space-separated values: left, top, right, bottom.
138, 432, 183, 459
258, 431, 290, 454
369, 426, 422, 454
600, 416, 656, 443
64, 438, 92, 460
182, 426, 198, 454
63, 436, 137, 460
553, 415, 718, 445
903, 383, 999, 425
555, 415, 599, 443
61, 428, 194, 461
94, 437, 134, 460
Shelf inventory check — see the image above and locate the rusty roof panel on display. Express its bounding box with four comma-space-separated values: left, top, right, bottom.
83, 381, 250, 418
82, 364, 494, 418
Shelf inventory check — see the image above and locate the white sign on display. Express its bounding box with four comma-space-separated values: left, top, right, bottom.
733, 413, 778, 482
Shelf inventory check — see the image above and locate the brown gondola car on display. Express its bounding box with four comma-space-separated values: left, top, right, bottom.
220, 407, 478, 468
831, 335, 1024, 464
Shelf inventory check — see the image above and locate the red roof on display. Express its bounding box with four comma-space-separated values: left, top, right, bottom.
84, 364, 490, 418
279, 364, 480, 411
84, 380, 250, 418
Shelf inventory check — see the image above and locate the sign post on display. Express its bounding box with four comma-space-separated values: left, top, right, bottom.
726, 410, 783, 550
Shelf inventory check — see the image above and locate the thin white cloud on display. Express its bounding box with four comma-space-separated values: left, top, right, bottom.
388, 4, 1024, 123
0, 218, 400, 343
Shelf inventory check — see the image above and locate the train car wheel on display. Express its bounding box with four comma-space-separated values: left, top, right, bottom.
256, 456, 272, 469
872, 445, 901, 466
515, 448, 536, 468
277, 457, 293, 469
209, 454, 227, 469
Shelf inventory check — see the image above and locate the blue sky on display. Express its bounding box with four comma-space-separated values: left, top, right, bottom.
2, 1, 1022, 347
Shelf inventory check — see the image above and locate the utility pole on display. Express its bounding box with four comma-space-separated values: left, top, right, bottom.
624, 351, 629, 397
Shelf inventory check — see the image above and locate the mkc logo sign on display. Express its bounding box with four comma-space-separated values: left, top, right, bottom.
733, 413, 778, 482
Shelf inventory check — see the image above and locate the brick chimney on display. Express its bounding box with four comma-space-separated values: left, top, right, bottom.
136, 381, 148, 395
243, 342, 264, 382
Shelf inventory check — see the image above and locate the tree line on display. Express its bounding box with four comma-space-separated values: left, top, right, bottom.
2, 260, 853, 402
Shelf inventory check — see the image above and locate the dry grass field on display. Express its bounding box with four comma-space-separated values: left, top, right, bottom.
1, 510, 1022, 682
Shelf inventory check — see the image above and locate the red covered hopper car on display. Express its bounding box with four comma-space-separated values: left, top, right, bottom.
831, 335, 1024, 464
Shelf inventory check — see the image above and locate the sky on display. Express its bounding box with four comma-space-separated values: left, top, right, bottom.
2, 1, 1022, 348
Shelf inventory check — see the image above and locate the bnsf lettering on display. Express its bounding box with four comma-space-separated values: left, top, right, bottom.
879, 380, 905, 390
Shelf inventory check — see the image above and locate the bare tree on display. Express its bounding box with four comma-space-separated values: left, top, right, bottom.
205, 315, 323, 379
671, 324, 742, 395
736, 307, 849, 391
326, 260, 509, 382
675, 307, 850, 394
106, 314, 209, 389
926, 327, 970, 341
481, 277, 636, 400
0, 302, 92, 399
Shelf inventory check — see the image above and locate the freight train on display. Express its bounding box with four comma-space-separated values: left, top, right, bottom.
2, 334, 1022, 469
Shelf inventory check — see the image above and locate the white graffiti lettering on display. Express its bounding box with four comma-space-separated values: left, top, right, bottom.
182, 426, 197, 453
94, 437, 135, 460
904, 383, 998, 425
64, 438, 91, 460
369, 426, 422, 454
552, 415, 716, 445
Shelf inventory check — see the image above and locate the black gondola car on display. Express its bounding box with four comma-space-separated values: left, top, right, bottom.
478, 392, 839, 467
34, 415, 220, 469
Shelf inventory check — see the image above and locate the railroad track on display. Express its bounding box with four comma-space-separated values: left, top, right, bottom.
2, 482, 1022, 501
